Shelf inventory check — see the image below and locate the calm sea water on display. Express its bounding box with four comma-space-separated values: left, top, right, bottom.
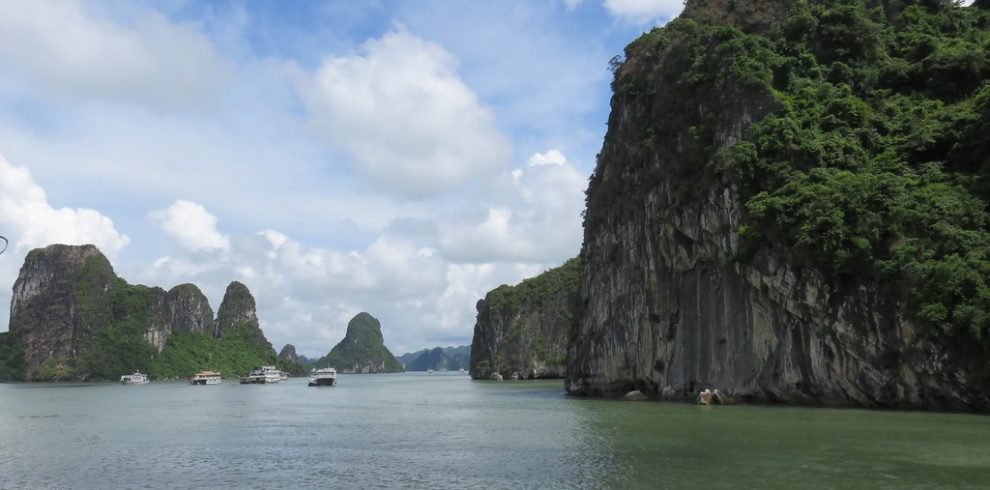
1, 373, 988, 489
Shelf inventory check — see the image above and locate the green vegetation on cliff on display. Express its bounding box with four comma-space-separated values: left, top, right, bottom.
148, 323, 276, 379
65, 255, 158, 380
608, 0, 990, 381
8, 246, 276, 381
0, 333, 24, 380
316, 312, 403, 373
471, 258, 579, 379
486, 258, 580, 317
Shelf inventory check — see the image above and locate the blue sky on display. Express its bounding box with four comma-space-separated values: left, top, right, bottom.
0, 0, 684, 356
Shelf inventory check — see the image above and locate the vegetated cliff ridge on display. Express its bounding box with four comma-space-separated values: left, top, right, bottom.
315, 312, 403, 373
399, 346, 470, 371
5, 244, 276, 380
567, 0, 990, 410
470, 258, 579, 380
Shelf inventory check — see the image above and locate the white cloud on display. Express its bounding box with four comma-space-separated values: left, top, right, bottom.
603, 0, 684, 24
150, 200, 230, 254
0, 0, 228, 108
0, 154, 130, 256
528, 148, 568, 167
436, 148, 585, 263
564, 0, 583, 10
0, 153, 130, 330
300, 27, 511, 198
139, 199, 572, 356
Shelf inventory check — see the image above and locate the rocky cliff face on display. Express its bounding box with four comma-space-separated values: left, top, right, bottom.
316, 312, 403, 373
566, 1, 990, 411
9, 245, 117, 380
142, 284, 214, 352
215, 281, 258, 337
470, 259, 578, 380
167, 284, 214, 335
278, 344, 300, 363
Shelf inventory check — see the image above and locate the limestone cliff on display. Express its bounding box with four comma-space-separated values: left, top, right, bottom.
9, 245, 119, 380
470, 259, 578, 380
167, 284, 214, 335
215, 281, 259, 337
278, 344, 301, 363
566, 1, 990, 411
316, 312, 403, 373
7, 244, 275, 380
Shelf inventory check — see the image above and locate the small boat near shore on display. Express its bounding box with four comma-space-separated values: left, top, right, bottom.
239, 366, 282, 384
120, 371, 149, 385
190, 371, 222, 385
308, 367, 337, 387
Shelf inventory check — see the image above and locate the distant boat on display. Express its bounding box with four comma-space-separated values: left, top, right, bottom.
279, 371, 289, 381
427, 369, 434, 374
308, 367, 337, 387
239, 366, 281, 384
190, 371, 222, 385
120, 371, 149, 385
458, 368, 465, 374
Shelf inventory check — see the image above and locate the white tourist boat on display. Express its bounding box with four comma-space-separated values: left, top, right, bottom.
308, 367, 337, 387
240, 365, 282, 384
190, 370, 222, 385
120, 371, 149, 385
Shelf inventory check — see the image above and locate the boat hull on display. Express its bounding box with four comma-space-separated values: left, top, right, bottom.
308, 377, 336, 387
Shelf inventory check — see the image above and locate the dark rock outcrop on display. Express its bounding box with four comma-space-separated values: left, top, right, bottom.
143, 283, 214, 352
167, 284, 214, 335
470, 259, 578, 380
316, 312, 403, 373
565, 1, 990, 410
9, 245, 116, 380
278, 344, 300, 363
215, 281, 258, 338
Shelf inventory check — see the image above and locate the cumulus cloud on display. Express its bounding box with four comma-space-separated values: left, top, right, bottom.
141, 199, 569, 356
0, 0, 228, 108
603, 0, 684, 24
0, 153, 130, 330
436, 148, 586, 263
150, 200, 230, 254
528, 148, 568, 167
300, 27, 511, 198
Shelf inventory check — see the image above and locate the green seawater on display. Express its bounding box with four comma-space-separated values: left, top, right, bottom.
0, 373, 988, 489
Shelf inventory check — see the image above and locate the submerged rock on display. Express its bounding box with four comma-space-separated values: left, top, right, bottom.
623, 390, 648, 401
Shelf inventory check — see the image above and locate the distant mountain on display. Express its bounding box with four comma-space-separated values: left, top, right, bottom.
315, 312, 403, 373
276, 344, 310, 376
398, 345, 470, 371
396, 349, 428, 367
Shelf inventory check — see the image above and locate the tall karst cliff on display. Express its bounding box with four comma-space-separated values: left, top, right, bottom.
5, 244, 275, 380
567, 0, 990, 410
470, 258, 579, 380
316, 312, 403, 373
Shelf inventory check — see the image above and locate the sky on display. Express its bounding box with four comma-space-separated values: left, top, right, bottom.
0, 0, 685, 358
